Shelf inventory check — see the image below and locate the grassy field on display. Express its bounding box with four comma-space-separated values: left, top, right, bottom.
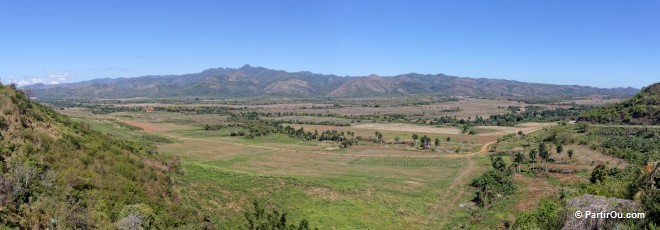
56, 100, 561, 229
60, 109, 493, 228
155, 125, 474, 228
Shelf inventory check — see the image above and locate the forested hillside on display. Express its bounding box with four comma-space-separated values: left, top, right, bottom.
580, 82, 660, 125
0, 84, 186, 228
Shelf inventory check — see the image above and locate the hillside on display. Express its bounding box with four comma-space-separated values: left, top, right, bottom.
580, 82, 660, 125
0, 84, 186, 228
23, 65, 639, 99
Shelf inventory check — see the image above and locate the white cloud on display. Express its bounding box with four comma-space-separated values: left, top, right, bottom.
1, 72, 71, 86
46, 72, 70, 84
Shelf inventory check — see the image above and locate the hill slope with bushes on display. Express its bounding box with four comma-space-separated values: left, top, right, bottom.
0, 83, 186, 228
580, 82, 660, 125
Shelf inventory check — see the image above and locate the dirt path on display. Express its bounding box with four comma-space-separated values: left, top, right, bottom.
422, 127, 546, 228
423, 154, 478, 229
421, 142, 497, 228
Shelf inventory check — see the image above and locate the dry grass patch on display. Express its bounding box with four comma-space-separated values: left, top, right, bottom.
354, 123, 461, 134
562, 145, 628, 170
513, 173, 557, 211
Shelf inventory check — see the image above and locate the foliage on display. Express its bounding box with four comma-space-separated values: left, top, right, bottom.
209, 113, 358, 147
243, 201, 316, 230
0, 85, 185, 228
489, 105, 596, 126
579, 82, 660, 125
512, 198, 565, 230
587, 127, 659, 164
470, 156, 516, 207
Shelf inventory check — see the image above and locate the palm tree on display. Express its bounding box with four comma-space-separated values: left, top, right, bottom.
538, 143, 550, 171
556, 144, 564, 162
374, 131, 383, 143
567, 149, 574, 161
412, 134, 419, 147
529, 149, 537, 168
515, 152, 525, 172
421, 135, 430, 150
434, 138, 440, 150
394, 136, 400, 144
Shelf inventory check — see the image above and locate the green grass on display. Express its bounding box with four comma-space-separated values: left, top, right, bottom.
157, 136, 470, 229
349, 157, 453, 167
171, 157, 467, 228
73, 113, 484, 228
74, 117, 175, 144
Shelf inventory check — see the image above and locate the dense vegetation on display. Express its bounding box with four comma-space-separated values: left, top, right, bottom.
0, 84, 189, 228
466, 84, 660, 229
470, 156, 516, 208
206, 112, 359, 148
243, 105, 592, 128
579, 82, 660, 125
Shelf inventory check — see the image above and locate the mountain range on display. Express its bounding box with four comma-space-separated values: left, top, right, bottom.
22, 65, 639, 99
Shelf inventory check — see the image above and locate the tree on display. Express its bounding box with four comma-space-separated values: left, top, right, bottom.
492, 156, 507, 172
514, 152, 525, 172
461, 124, 470, 134
556, 144, 564, 162
434, 138, 440, 149
567, 149, 574, 160
244, 201, 315, 230
340, 139, 355, 148
590, 164, 608, 183
394, 136, 400, 144
446, 137, 451, 142
420, 135, 431, 150
538, 142, 550, 171
374, 131, 383, 143
412, 134, 419, 147
529, 149, 537, 168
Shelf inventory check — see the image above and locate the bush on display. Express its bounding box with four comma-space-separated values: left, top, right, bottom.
116, 203, 156, 230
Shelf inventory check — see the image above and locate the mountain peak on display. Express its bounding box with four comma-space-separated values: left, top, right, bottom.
240, 64, 253, 69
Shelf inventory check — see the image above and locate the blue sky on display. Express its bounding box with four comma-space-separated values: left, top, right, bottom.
1, 1, 658, 88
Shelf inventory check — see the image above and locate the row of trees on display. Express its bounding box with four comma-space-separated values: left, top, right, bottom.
209, 113, 360, 148
512, 142, 575, 172
248, 104, 589, 128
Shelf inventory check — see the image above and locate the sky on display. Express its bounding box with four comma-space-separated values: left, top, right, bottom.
0, 1, 658, 88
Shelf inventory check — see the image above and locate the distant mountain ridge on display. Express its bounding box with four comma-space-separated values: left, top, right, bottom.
22, 65, 639, 99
